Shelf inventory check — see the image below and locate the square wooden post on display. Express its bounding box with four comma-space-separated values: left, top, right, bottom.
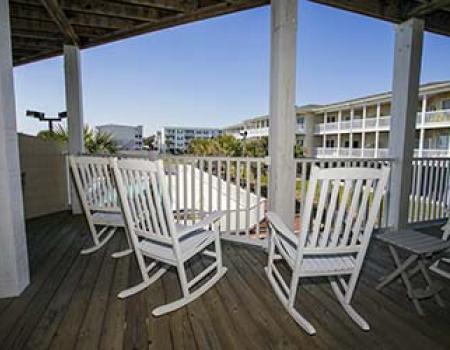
0, 0, 30, 297
268, 0, 298, 230
388, 18, 424, 229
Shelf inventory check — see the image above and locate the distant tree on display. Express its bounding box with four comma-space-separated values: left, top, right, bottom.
215, 135, 242, 157
143, 135, 156, 150
187, 138, 218, 156
243, 136, 268, 157
187, 135, 242, 157
37, 125, 117, 154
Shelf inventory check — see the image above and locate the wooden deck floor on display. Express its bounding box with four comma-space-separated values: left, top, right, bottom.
1, 212, 449, 350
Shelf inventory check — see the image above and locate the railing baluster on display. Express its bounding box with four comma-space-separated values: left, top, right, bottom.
183, 159, 188, 225
236, 160, 241, 234
256, 160, 262, 238
208, 159, 213, 215
226, 159, 231, 234
245, 160, 251, 237
199, 159, 204, 219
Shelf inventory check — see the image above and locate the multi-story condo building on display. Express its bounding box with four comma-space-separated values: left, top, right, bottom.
223, 81, 450, 158
157, 127, 222, 153
96, 124, 143, 150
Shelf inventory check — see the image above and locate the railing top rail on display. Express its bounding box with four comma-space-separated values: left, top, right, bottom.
412, 157, 450, 161
295, 157, 394, 162
162, 155, 269, 162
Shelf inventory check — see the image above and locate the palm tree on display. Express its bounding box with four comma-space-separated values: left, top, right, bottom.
37, 125, 118, 154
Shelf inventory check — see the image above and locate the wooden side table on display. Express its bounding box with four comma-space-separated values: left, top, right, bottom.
375, 229, 449, 315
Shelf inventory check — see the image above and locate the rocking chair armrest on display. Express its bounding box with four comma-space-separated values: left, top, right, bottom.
267, 211, 298, 245
177, 210, 225, 239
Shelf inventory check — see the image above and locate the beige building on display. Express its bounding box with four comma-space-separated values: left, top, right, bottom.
224, 81, 450, 158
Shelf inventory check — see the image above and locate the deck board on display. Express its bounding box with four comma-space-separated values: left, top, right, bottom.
1, 212, 449, 350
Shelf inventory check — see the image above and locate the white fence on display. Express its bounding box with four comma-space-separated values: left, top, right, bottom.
81, 154, 450, 246
409, 158, 450, 223
163, 156, 268, 245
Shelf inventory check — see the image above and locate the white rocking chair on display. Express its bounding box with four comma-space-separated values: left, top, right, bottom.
111, 158, 227, 316
69, 155, 132, 258
266, 166, 390, 335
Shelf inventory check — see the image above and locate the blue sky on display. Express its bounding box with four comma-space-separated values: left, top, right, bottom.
13, 1, 450, 136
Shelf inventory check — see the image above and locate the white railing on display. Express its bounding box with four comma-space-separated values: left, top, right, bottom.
423, 110, 450, 125
364, 118, 377, 129
316, 147, 390, 158
316, 110, 450, 134
409, 158, 450, 223
378, 116, 390, 128
414, 149, 450, 157
296, 156, 450, 228
83, 154, 450, 245
163, 156, 268, 245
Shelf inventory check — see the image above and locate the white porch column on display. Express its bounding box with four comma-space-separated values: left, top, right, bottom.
322, 112, 327, 148
361, 105, 366, 156
337, 110, 341, 154
64, 45, 85, 214
0, 0, 30, 297
349, 108, 354, 155
418, 95, 427, 157
268, 0, 297, 229
303, 112, 315, 157
375, 103, 381, 157
388, 18, 424, 229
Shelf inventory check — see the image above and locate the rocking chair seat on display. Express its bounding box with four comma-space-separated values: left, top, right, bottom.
139, 229, 216, 265
301, 256, 356, 276
275, 232, 357, 275
92, 212, 124, 227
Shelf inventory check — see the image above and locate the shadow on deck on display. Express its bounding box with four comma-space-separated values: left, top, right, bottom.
0, 212, 449, 349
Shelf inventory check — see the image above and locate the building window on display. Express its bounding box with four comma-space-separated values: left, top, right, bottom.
442, 99, 450, 110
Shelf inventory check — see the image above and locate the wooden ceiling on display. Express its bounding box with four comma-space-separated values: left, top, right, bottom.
9, 0, 269, 66
8, 0, 450, 67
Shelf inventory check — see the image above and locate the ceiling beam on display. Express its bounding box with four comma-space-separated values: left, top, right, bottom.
57, 0, 163, 22
13, 37, 61, 50
408, 0, 450, 17
39, 0, 80, 45
11, 4, 140, 31
11, 18, 111, 39
111, 0, 194, 13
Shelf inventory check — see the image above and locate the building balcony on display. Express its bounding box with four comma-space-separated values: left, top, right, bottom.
315, 110, 450, 134
315, 147, 390, 158
230, 124, 305, 140
316, 147, 450, 158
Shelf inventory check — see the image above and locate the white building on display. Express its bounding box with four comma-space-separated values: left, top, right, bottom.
96, 124, 143, 151
223, 81, 450, 158
157, 127, 222, 154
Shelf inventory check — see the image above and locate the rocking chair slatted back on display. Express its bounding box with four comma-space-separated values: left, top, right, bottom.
112, 158, 175, 244
69, 155, 120, 212
299, 166, 390, 256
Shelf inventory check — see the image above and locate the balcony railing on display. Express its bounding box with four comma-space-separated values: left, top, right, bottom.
414, 149, 450, 157
423, 110, 450, 125
315, 110, 450, 134
315, 147, 390, 158
163, 156, 269, 245
94, 154, 450, 246
295, 157, 450, 227
409, 158, 450, 223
